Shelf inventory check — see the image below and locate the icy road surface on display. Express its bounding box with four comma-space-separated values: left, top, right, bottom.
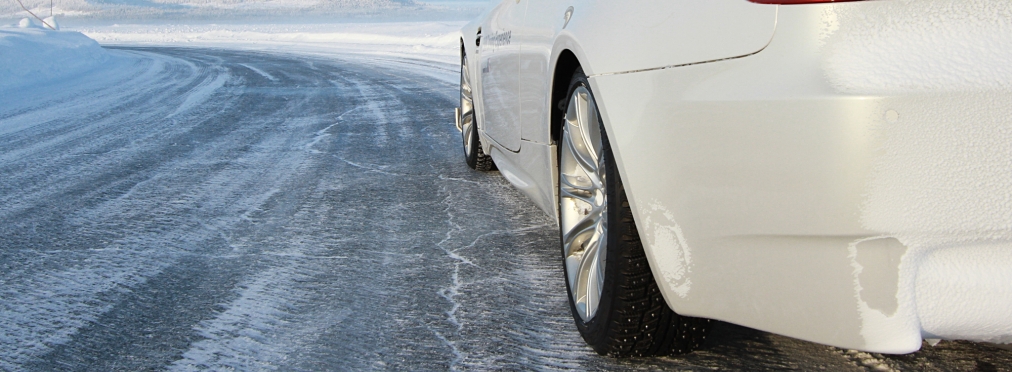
1, 47, 1010, 371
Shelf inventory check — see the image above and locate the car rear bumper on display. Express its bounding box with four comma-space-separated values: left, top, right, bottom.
589, 1, 1012, 353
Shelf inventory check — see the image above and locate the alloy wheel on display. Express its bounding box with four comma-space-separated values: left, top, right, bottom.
460, 56, 475, 156
559, 86, 608, 321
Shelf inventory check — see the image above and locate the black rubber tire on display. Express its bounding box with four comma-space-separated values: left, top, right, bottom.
560, 69, 712, 357
463, 122, 495, 171
460, 51, 495, 171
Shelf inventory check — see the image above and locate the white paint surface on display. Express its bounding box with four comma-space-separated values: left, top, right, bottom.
847, 237, 921, 353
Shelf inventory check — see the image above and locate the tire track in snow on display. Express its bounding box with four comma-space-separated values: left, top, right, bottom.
2, 48, 360, 370
0, 49, 230, 371
239, 62, 278, 82
3, 46, 1009, 371
168, 70, 230, 118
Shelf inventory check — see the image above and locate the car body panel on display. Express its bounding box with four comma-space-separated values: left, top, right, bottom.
478, 0, 526, 152
462, 0, 1012, 353
554, 0, 777, 76
488, 141, 558, 218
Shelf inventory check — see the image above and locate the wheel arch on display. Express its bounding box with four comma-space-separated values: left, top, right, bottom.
550, 50, 581, 147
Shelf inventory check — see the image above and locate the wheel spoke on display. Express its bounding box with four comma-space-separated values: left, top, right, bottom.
576, 237, 601, 317
562, 127, 599, 183
461, 82, 471, 100
569, 213, 606, 321
563, 210, 602, 257
560, 165, 604, 240
460, 57, 472, 99
564, 92, 599, 175
576, 92, 603, 162
560, 84, 608, 321
462, 113, 474, 154
560, 174, 597, 206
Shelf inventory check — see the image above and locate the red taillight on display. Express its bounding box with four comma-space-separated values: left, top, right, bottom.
749, 0, 866, 4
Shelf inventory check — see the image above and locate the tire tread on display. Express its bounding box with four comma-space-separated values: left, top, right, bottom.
597, 187, 711, 357
460, 50, 496, 172
562, 68, 711, 358
471, 138, 495, 171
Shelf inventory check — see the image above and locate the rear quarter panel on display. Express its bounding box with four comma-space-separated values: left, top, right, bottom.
561, 0, 778, 76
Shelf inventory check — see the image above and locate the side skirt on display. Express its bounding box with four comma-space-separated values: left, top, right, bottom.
488, 140, 558, 222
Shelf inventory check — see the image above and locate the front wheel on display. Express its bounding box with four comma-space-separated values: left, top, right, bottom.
558, 68, 711, 357
459, 51, 494, 171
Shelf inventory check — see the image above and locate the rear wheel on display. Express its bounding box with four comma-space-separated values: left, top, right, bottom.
460, 51, 494, 171
558, 69, 711, 357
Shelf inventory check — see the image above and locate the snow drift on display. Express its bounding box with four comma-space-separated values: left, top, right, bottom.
0, 21, 113, 92
78, 22, 464, 64
0, 0, 488, 22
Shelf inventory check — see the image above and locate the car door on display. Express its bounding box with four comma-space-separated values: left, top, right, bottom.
479, 0, 527, 152
518, 0, 569, 146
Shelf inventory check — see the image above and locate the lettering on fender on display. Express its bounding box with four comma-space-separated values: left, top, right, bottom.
481, 30, 512, 53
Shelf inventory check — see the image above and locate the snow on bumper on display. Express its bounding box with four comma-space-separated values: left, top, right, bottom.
588, 1, 1012, 353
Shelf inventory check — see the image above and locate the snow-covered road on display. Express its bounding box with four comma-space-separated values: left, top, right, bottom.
1, 47, 1010, 371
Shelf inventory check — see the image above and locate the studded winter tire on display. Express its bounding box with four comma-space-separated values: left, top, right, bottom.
459, 50, 495, 171
558, 68, 712, 357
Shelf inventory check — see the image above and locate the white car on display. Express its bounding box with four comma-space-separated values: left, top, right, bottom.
455, 0, 1012, 356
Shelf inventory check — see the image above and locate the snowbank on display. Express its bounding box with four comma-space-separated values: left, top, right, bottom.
78, 22, 464, 64
0, 21, 111, 92
1, 0, 488, 23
